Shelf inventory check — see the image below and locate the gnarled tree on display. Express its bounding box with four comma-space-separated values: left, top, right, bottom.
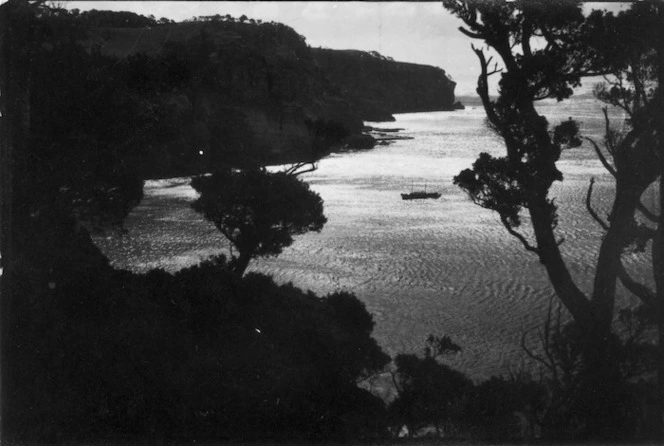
443, 0, 656, 437
191, 169, 327, 276
443, 0, 611, 332
583, 1, 664, 436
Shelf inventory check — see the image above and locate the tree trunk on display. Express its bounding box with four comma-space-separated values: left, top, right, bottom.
517, 102, 597, 329
232, 252, 253, 277
592, 182, 646, 334
655, 4, 664, 436
528, 192, 595, 328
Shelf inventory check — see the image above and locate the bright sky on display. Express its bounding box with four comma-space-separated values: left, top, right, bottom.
66, 1, 630, 96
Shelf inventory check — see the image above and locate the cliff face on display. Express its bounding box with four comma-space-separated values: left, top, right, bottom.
84, 18, 456, 175
312, 49, 457, 121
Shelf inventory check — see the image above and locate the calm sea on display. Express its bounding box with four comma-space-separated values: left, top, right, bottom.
95, 97, 655, 381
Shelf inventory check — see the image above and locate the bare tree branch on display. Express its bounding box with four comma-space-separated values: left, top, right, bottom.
459, 26, 483, 40
521, 330, 550, 371
636, 200, 659, 223
596, 109, 659, 224
585, 177, 610, 231
521, 295, 564, 384
584, 137, 616, 178
284, 161, 318, 177
522, 15, 533, 59
601, 108, 617, 157
472, 44, 502, 128
390, 369, 402, 395
617, 259, 656, 309
499, 214, 539, 254
616, 75, 636, 119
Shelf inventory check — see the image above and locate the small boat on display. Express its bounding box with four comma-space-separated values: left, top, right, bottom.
401, 181, 441, 200
401, 191, 441, 200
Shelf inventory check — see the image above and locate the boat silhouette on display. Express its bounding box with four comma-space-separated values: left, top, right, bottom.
401, 181, 441, 200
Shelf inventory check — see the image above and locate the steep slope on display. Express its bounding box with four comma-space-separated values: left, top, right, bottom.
80, 17, 458, 174
86, 20, 363, 173
312, 48, 457, 121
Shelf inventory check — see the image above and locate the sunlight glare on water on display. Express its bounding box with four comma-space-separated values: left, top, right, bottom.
95, 98, 653, 380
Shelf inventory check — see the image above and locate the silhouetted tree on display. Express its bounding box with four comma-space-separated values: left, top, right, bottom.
521, 298, 653, 439
191, 169, 327, 276
0, 1, 187, 440
389, 335, 471, 437
583, 2, 664, 434
77, 8, 157, 27
444, 0, 605, 331
442, 0, 655, 438
1, 3, 384, 443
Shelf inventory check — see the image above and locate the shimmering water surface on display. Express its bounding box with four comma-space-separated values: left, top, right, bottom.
95, 98, 655, 380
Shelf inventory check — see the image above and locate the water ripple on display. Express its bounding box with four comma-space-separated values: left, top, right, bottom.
95, 104, 653, 380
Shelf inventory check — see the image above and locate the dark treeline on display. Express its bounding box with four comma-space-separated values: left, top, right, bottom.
7, 252, 392, 441
1, 0, 662, 444
22, 3, 361, 179
0, 1, 384, 441
69, 8, 167, 28
445, 0, 663, 441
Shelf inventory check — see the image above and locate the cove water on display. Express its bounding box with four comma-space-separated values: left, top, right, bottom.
95, 97, 655, 381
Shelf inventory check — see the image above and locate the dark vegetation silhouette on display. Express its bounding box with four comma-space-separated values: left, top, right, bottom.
521, 298, 657, 440
388, 335, 471, 437
190, 169, 327, 276
444, 0, 663, 439
583, 2, 664, 434
5, 251, 391, 441
69, 8, 162, 27
0, 2, 388, 442
2, 0, 662, 443
44, 4, 366, 176
388, 335, 545, 441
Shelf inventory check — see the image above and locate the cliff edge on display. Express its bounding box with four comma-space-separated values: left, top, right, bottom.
78, 13, 457, 175
312, 48, 457, 121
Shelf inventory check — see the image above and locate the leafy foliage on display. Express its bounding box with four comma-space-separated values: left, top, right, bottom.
74, 8, 159, 28
6, 255, 390, 442
444, 1, 662, 439
454, 153, 528, 228
10, 8, 192, 233
389, 335, 472, 437
191, 169, 327, 275
3, 3, 382, 443
444, 1, 601, 265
